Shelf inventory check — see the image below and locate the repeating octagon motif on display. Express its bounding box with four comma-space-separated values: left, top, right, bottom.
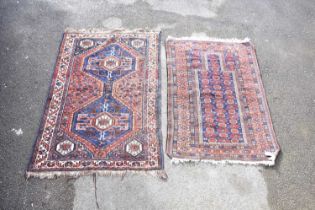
56, 140, 75, 156
126, 140, 143, 156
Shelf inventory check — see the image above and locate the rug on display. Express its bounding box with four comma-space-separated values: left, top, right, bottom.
166, 37, 280, 165
27, 29, 166, 178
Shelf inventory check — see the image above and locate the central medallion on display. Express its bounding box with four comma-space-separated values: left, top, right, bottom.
71, 42, 141, 151
93, 113, 114, 131
83, 43, 136, 82
100, 56, 121, 71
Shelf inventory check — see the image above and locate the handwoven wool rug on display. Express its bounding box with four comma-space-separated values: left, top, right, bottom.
166, 37, 280, 165
27, 29, 166, 178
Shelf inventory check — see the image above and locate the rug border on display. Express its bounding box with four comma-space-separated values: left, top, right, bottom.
165, 36, 280, 166
26, 32, 67, 176
26, 29, 167, 179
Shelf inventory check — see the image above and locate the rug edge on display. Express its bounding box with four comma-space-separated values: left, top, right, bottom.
65, 28, 161, 34
25, 169, 168, 180
156, 31, 165, 170
170, 152, 279, 166
168, 147, 280, 166
166, 36, 251, 43
27, 32, 68, 173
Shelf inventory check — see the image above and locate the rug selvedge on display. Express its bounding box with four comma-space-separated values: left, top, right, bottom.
27, 29, 165, 178
166, 37, 280, 165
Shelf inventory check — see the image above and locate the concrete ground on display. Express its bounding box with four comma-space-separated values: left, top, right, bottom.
0, 0, 314, 209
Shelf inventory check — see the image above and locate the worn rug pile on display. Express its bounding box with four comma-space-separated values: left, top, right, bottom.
166, 37, 280, 165
27, 30, 165, 178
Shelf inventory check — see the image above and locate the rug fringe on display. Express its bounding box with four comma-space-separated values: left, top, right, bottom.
171, 150, 279, 166
166, 36, 250, 43
171, 156, 277, 166
65, 27, 160, 34
25, 170, 168, 180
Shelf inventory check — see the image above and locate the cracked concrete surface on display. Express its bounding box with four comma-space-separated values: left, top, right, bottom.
0, 0, 314, 209
74, 165, 269, 210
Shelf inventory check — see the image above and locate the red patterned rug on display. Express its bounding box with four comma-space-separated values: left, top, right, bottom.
166, 37, 280, 165
27, 29, 165, 178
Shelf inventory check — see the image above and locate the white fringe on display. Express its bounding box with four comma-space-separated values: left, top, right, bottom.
171, 151, 278, 166
166, 36, 251, 43
26, 170, 168, 181
171, 158, 275, 166
65, 28, 160, 34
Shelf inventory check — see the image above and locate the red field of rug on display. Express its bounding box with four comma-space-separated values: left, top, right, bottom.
166, 37, 280, 165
